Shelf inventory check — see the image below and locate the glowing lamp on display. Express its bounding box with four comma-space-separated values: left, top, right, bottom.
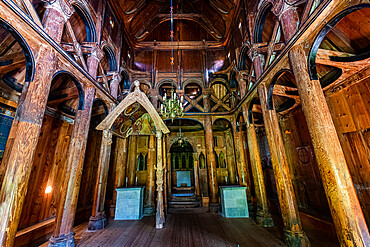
45, 186, 52, 194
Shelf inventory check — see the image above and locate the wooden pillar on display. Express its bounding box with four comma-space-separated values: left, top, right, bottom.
225, 129, 237, 185
127, 135, 137, 187
246, 120, 274, 227
111, 137, 128, 216
144, 135, 156, 215
163, 137, 169, 213
49, 86, 96, 246
193, 153, 201, 198
289, 45, 370, 246
203, 93, 219, 212
156, 131, 165, 229
0, 1, 72, 245
86, 45, 104, 79
110, 72, 121, 100
249, 47, 264, 79
149, 89, 159, 109
272, 1, 299, 42
257, 84, 309, 246
88, 129, 113, 230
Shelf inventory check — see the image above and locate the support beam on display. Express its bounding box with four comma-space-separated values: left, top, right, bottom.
257, 84, 309, 246
156, 131, 165, 229
246, 113, 274, 227
127, 135, 137, 187
144, 135, 156, 215
49, 86, 96, 247
111, 137, 128, 216
89, 129, 113, 230
289, 44, 370, 246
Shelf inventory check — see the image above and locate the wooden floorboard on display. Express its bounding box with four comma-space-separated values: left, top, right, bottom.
59, 210, 287, 247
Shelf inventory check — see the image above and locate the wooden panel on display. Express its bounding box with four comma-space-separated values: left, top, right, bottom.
182, 50, 202, 72
134, 50, 153, 72
18, 115, 73, 230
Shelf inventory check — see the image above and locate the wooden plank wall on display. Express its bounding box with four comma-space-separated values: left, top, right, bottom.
18, 115, 73, 229
326, 79, 370, 227
279, 108, 331, 216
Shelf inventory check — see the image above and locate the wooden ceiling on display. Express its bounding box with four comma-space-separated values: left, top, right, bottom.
109, 0, 241, 48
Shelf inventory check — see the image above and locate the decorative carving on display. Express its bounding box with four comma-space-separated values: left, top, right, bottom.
45, 0, 74, 21
271, 0, 297, 21
102, 129, 113, 146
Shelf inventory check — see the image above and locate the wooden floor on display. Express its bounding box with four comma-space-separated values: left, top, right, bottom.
58, 209, 286, 247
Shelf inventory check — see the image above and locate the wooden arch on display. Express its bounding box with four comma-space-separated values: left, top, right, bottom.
96, 80, 170, 134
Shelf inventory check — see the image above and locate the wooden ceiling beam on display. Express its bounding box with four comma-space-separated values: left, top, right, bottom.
135, 41, 222, 50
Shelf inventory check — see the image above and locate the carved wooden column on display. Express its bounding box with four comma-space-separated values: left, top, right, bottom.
225, 129, 237, 185
144, 135, 156, 215
88, 129, 113, 230
110, 72, 122, 100
0, 1, 72, 246
86, 45, 104, 79
272, 1, 299, 42
163, 137, 168, 212
257, 84, 309, 246
237, 72, 247, 98
111, 137, 128, 216
156, 131, 165, 229
249, 46, 264, 79
127, 135, 137, 187
246, 118, 274, 227
50, 86, 96, 246
193, 153, 201, 198
203, 92, 219, 212
289, 45, 370, 246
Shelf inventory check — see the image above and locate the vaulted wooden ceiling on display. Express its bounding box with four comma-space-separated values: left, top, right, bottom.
109, 0, 241, 47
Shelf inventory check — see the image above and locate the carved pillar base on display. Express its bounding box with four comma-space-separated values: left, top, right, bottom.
209, 203, 220, 213
48, 232, 75, 247
256, 209, 274, 228
88, 212, 107, 231
144, 205, 155, 216
284, 229, 310, 247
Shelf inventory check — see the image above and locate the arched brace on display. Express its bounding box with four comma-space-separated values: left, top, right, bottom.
308, 4, 370, 80
247, 97, 260, 124
0, 17, 35, 88
101, 43, 118, 71
213, 118, 233, 132
237, 45, 250, 71
253, 2, 273, 43
267, 69, 293, 110
120, 69, 130, 89
155, 79, 178, 90
182, 78, 204, 90
93, 98, 109, 116
71, 2, 97, 42
51, 71, 85, 110
209, 78, 230, 90
164, 118, 205, 131
129, 78, 151, 92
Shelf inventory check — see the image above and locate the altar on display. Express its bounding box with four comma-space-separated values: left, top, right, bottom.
219, 186, 249, 218
176, 171, 191, 187
115, 186, 145, 220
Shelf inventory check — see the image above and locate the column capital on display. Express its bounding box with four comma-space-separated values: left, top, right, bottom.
248, 45, 263, 62
271, 0, 297, 21
156, 130, 162, 139
102, 129, 113, 146
90, 44, 105, 62
45, 0, 74, 21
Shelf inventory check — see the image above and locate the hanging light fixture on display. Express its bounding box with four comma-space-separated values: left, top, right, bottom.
160, 0, 184, 122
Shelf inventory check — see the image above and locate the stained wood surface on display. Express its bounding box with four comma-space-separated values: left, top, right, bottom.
41, 211, 286, 247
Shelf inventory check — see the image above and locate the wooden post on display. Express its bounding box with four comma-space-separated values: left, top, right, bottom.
289, 45, 370, 246
249, 47, 264, 79
272, 1, 300, 42
127, 135, 137, 187
110, 72, 121, 100
86, 45, 104, 79
225, 129, 237, 184
0, 1, 72, 245
144, 135, 156, 215
49, 86, 96, 246
156, 131, 165, 229
257, 84, 309, 246
203, 93, 219, 212
111, 137, 128, 216
193, 153, 201, 198
246, 119, 274, 227
163, 137, 168, 213
88, 129, 113, 230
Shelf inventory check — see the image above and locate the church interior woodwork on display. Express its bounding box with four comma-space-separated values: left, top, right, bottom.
0, 0, 369, 246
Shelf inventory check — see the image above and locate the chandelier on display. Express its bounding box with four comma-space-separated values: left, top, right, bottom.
160, 0, 183, 122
